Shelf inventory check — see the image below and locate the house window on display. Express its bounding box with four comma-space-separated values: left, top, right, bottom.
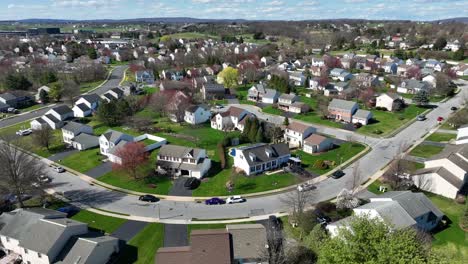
24, 249, 28, 254
38, 253, 42, 258
6, 237, 10, 242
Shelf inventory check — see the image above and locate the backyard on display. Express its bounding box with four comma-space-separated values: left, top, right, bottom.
71, 210, 127, 234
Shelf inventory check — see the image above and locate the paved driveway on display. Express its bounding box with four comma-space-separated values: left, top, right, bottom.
112, 220, 149, 242
164, 224, 189, 247
168, 178, 192, 196
85, 162, 113, 179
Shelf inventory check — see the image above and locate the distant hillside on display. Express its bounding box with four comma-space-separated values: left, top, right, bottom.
432, 17, 468, 24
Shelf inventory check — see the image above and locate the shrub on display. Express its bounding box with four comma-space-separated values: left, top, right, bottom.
373, 129, 383, 135
460, 202, 468, 231
217, 142, 226, 169
316, 201, 336, 213
314, 159, 328, 170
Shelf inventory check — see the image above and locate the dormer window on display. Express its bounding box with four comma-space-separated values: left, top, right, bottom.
249, 152, 256, 162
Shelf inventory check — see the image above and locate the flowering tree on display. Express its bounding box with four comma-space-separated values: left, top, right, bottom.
406, 66, 422, 80
112, 142, 149, 179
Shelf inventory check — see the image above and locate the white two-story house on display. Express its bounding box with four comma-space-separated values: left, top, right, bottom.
233, 143, 291, 176
211, 106, 249, 131
72, 93, 101, 117
30, 105, 74, 130
184, 105, 211, 125
99, 129, 134, 160
156, 145, 211, 179
61, 121, 93, 144
284, 122, 317, 148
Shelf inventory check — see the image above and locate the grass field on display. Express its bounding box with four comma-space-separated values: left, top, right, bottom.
296, 142, 366, 175
58, 148, 102, 173
79, 80, 105, 93
162, 32, 220, 40
98, 169, 173, 195
358, 105, 428, 136
426, 132, 456, 142
428, 194, 467, 263
262, 105, 283, 115
409, 144, 444, 158
117, 223, 164, 264
71, 210, 127, 234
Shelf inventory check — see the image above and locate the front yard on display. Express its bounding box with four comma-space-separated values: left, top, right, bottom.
426, 132, 456, 142
296, 142, 366, 175
98, 170, 173, 195
409, 144, 444, 158
58, 148, 103, 173
357, 105, 428, 136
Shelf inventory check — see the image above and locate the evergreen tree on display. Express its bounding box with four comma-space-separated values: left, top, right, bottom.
283, 116, 290, 126
87, 48, 98, 60
4, 73, 32, 90
242, 117, 252, 138
39, 89, 49, 104
413, 90, 429, 106
255, 126, 264, 143
49, 82, 63, 101
248, 118, 259, 143
453, 47, 465, 61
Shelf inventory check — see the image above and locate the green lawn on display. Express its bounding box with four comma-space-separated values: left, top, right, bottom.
98, 170, 173, 195
262, 105, 283, 115
426, 133, 456, 142
71, 210, 127, 234
358, 105, 428, 136
367, 179, 393, 194
409, 144, 444, 158
117, 223, 164, 264
0, 121, 66, 158
58, 148, 103, 173
163, 32, 220, 40
296, 142, 366, 175
79, 80, 105, 93
295, 113, 344, 128
428, 194, 467, 262
19, 103, 43, 113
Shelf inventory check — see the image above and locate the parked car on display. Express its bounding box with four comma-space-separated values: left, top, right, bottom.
205, 197, 225, 205
331, 170, 345, 179
7, 108, 19, 114
49, 164, 65, 173
57, 206, 80, 217
139, 195, 159, 202
417, 115, 426, 121
16, 129, 32, 136
184, 177, 200, 190
314, 210, 332, 225
297, 183, 316, 192
38, 175, 51, 183
268, 215, 281, 230
451, 106, 458, 111
437, 116, 444, 122
226, 196, 245, 204
215, 104, 224, 109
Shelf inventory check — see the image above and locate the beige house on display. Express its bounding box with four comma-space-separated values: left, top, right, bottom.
412, 144, 468, 199
284, 122, 316, 148
376, 93, 403, 111
303, 134, 333, 154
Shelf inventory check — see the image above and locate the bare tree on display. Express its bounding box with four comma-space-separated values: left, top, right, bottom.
0, 137, 45, 208
350, 161, 362, 194
262, 223, 286, 264
281, 189, 315, 227
32, 126, 54, 150
62, 79, 80, 103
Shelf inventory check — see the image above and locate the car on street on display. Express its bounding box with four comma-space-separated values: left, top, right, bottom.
205, 197, 225, 205
184, 177, 200, 190
297, 183, 316, 192
38, 174, 51, 183
49, 164, 65, 173
331, 170, 345, 179
417, 115, 426, 121
215, 104, 224, 109
16, 129, 32, 136
7, 108, 19, 114
451, 106, 458, 111
57, 206, 80, 217
139, 195, 159, 202
437, 116, 444, 122
226, 196, 245, 204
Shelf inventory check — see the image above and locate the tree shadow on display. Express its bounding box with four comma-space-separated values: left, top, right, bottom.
63, 188, 126, 208
110, 242, 138, 264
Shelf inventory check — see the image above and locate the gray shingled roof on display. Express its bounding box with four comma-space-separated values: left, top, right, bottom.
62, 121, 90, 134
227, 224, 267, 260
102, 129, 132, 144
21, 218, 87, 255
237, 143, 290, 166
357, 201, 417, 228
353, 109, 372, 119
56, 234, 118, 264
158, 145, 203, 159
80, 93, 100, 103
0, 92, 16, 101
375, 191, 444, 219
329, 99, 358, 111
72, 133, 99, 147
75, 103, 90, 112
51, 105, 73, 115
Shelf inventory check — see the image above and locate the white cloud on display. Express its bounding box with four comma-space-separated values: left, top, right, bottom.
52, 0, 121, 8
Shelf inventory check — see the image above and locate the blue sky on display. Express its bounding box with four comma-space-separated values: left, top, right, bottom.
1, 0, 467, 21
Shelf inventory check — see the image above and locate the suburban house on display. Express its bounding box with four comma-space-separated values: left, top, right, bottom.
355, 73, 380, 87
278, 93, 303, 113
397, 79, 430, 94
411, 144, 468, 199
226, 224, 268, 264
455, 64, 468, 76
352, 109, 373, 125
311, 57, 325, 67
201, 83, 226, 100
30, 105, 74, 130
284, 122, 317, 148
184, 105, 211, 125
156, 145, 211, 179
397, 64, 410, 76
260, 56, 274, 66
72, 93, 101, 117
422, 74, 437, 88
247, 84, 280, 104
100, 88, 124, 102
288, 71, 306, 86
456, 125, 468, 145
156, 229, 232, 264
99, 130, 167, 164
0, 92, 32, 108
0, 208, 119, 264
383, 62, 397, 74
233, 143, 290, 176
135, 70, 155, 84
61, 121, 94, 145
35, 85, 51, 102
326, 191, 444, 237
211, 106, 249, 131
376, 93, 404, 111
330, 68, 346, 79
328, 99, 359, 123
303, 134, 334, 154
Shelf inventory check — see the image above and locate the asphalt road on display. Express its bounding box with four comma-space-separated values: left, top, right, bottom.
0, 65, 127, 129
9, 79, 468, 222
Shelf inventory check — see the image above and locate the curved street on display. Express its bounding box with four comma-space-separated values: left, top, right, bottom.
34, 78, 468, 223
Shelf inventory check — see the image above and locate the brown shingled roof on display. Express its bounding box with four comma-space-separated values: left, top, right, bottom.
287, 121, 313, 134
304, 134, 327, 145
